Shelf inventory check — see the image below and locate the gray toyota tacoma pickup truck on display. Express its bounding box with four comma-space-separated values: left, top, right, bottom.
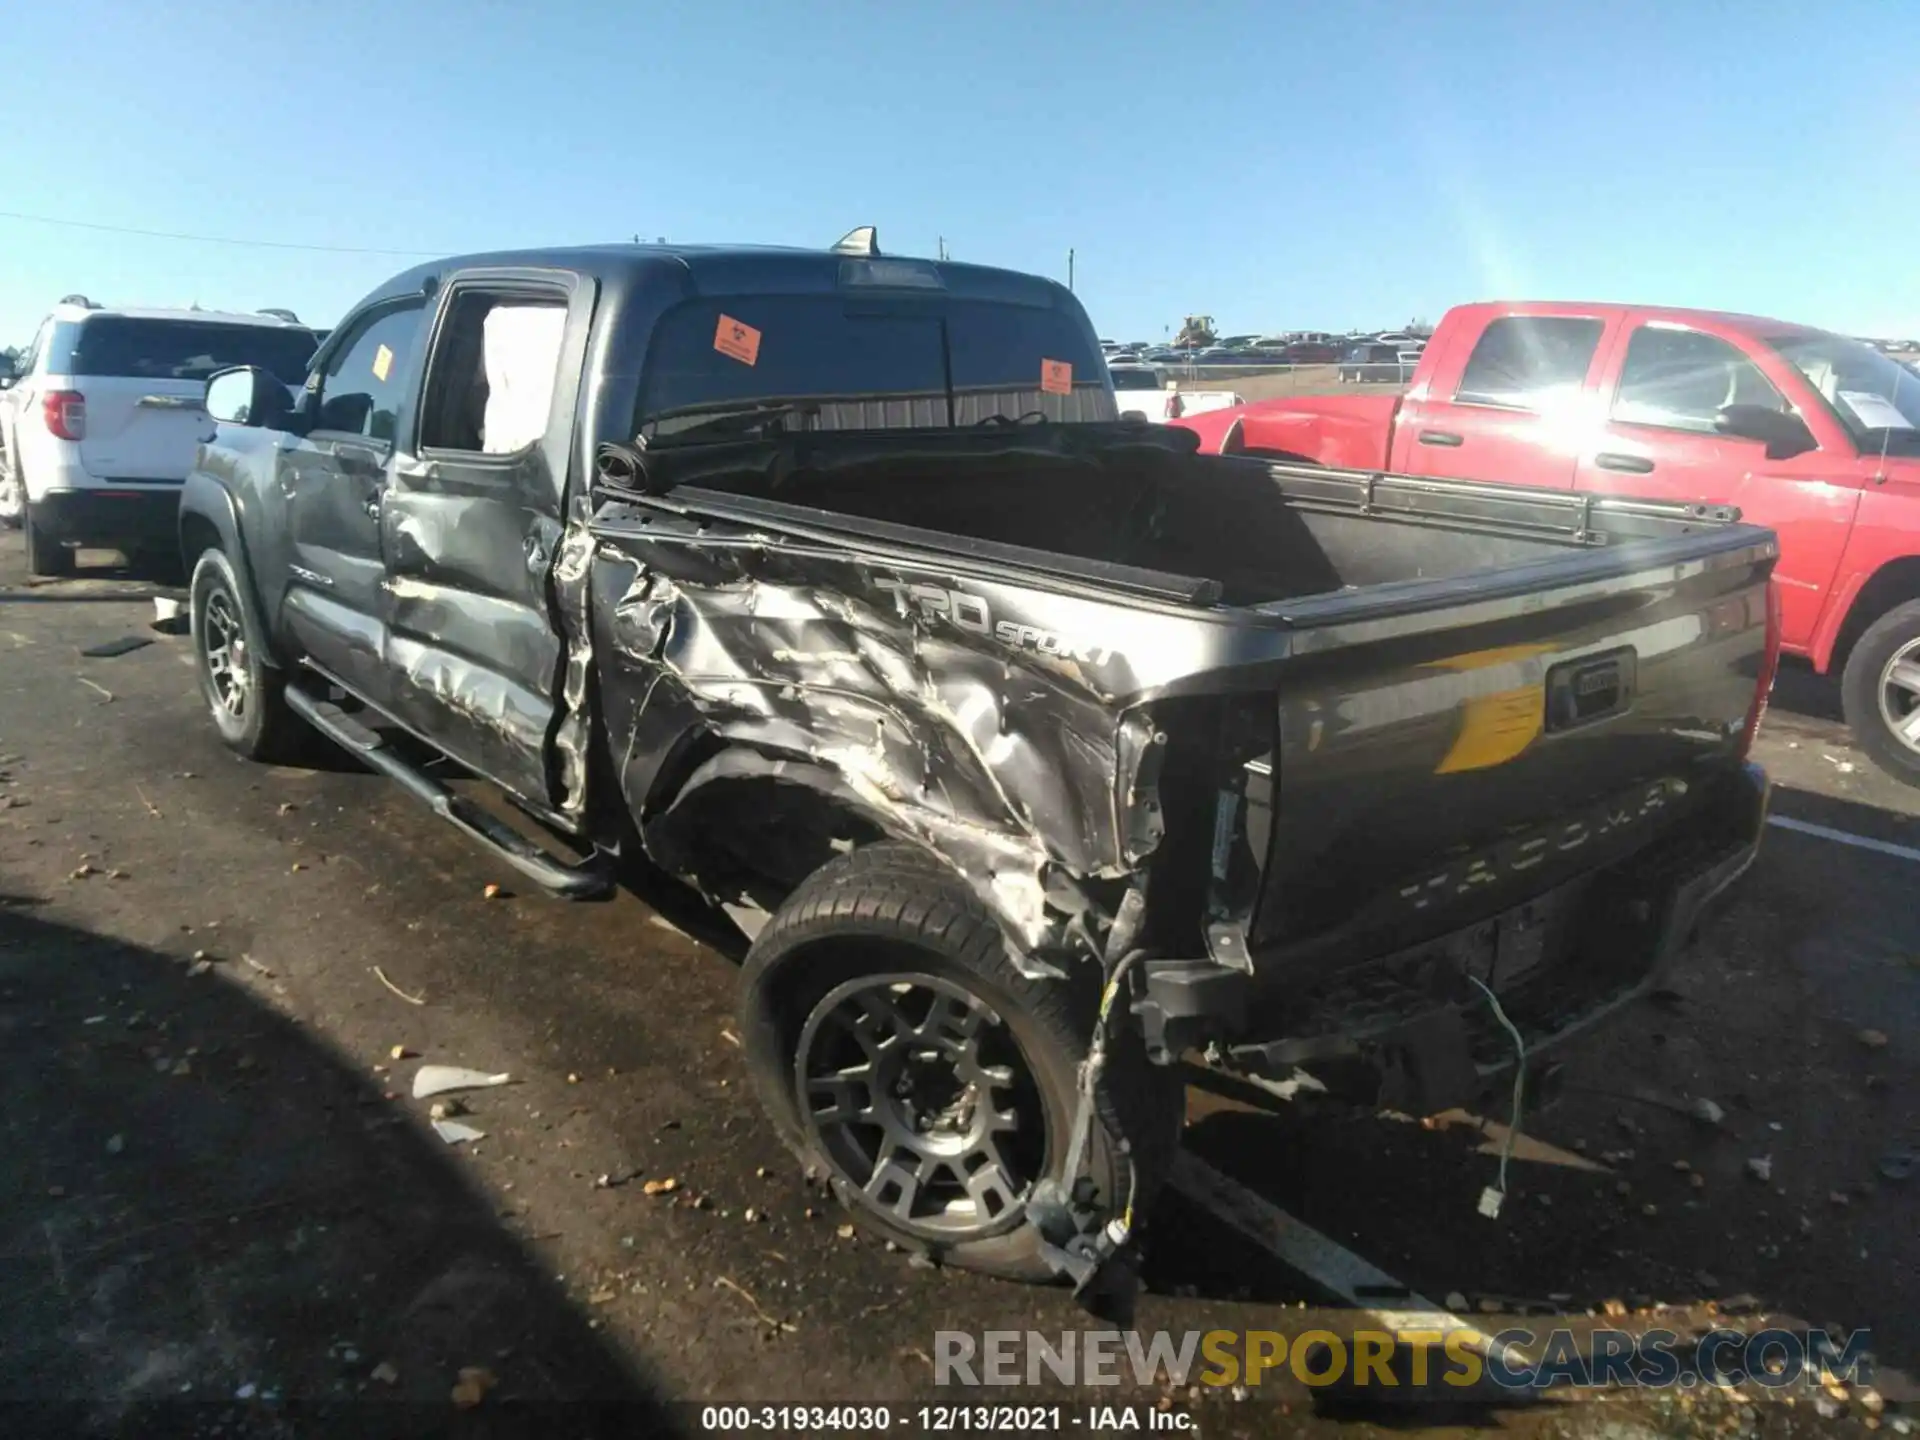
178, 232, 1777, 1313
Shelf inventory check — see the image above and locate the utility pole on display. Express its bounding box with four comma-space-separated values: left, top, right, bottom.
1067, 248, 1075, 292
937, 235, 948, 261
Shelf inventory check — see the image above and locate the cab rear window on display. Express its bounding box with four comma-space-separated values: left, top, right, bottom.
635, 297, 1105, 430
65, 319, 317, 385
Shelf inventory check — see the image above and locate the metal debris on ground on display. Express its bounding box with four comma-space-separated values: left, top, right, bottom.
450, 1366, 496, 1408
372, 966, 427, 1006
241, 954, 275, 977
482, 883, 505, 899
370, 1362, 399, 1385
77, 677, 114, 703
431, 1120, 486, 1145
1857, 1028, 1890, 1049
836, 1224, 855, 1240
714, 1275, 796, 1334
1745, 1156, 1773, 1182
1690, 1097, 1726, 1127
389, 1045, 414, 1060
412, 1065, 510, 1098
641, 1177, 678, 1196
80, 636, 153, 658
428, 1099, 469, 1121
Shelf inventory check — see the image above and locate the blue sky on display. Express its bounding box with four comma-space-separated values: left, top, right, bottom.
3, 0, 1917, 348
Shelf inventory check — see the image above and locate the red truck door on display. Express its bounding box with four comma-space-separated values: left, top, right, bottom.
1396, 310, 1614, 488
1572, 317, 1867, 653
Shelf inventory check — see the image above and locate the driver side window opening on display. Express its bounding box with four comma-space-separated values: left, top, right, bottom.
418, 290, 568, 454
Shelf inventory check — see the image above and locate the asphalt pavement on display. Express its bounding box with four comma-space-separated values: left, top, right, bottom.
1, 545, 1914, 1438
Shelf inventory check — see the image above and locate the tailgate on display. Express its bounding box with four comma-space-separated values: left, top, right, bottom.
78, 377, 208, 482
1248, 531, 1776, 966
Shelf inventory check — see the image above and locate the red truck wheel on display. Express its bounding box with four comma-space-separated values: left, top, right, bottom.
1841, 598, 1920, 786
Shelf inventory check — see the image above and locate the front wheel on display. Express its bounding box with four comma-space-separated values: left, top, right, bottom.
190, 548, 299, 762
1841, 598, 1920, 786
739, 843, 1180, 1282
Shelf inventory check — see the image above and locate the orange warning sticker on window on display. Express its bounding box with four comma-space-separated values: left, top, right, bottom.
1040, 358, 1073, 395
372, 344, 393, 383
714, 314, 761, 366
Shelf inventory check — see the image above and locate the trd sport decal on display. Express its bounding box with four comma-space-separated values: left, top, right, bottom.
871, 579, 1114, 666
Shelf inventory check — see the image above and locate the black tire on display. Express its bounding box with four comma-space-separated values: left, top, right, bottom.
739, 842, 1181, 1282
190, 547, 299, 762
1841, 598, 1920, 786
24, 505, 73, 577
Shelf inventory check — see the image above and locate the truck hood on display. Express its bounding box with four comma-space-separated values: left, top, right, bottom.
1174, 392, 1400, 468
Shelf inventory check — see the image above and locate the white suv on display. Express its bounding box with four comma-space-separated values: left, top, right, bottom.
0, 299, 316, 576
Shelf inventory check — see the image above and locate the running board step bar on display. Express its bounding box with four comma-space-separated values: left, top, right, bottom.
283, 687, 612, 900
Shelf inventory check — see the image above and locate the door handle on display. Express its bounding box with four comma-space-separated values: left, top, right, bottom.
1417, 430, 1463, 447
1594, 452, 1655, 474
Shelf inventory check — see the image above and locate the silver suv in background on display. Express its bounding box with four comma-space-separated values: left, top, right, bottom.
0, 299, 316, 576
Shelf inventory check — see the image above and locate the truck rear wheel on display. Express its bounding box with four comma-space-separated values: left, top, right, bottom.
738, 843, 1180, 1282
190, 548, 300, 763
1842, 599, 1920, 787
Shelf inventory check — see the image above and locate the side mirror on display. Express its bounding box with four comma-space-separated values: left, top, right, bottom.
1716, 404, 1816, 460
206, 366, 292, 429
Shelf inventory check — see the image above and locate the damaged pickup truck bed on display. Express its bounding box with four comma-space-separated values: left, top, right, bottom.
178, 236, 1779, 1310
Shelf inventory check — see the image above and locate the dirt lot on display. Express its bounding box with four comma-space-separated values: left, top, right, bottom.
1163, 364, 1402, 402
0, 545, 1914, 1438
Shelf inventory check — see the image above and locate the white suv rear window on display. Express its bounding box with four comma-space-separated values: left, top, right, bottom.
65, 319, 316, 385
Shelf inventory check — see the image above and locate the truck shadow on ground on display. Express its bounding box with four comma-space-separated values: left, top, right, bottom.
1769, 656, 1844, 724
0, 898, 686, 1439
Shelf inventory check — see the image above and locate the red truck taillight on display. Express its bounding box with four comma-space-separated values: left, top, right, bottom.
43, 390, 86, 441
1738, 578, 1782, 760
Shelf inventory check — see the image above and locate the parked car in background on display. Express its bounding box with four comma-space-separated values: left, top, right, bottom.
1338, 342, 1416, 383
1278, 341, 1340, 365
0, 299, 316, 570
1175, 299, 1920, 782
1107, 362, 1243, 422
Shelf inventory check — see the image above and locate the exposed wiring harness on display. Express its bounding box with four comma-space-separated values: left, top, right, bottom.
1466, 974, 1527, 1214
1096, 949, 1148, 1230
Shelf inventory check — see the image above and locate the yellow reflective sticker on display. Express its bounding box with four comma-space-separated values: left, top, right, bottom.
1436, 687, 1545, 773
1432, 642, 1554, 773
372, 344, 393, 382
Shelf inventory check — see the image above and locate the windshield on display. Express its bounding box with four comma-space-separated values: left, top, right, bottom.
1765, 332, 1920, 448
65, 318, 317, 385
635, 295, 1111, 441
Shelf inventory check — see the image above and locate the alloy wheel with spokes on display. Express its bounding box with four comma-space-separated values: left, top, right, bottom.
796, 972, 1047, 1243
201, 588, 252, 720
1877, 637, 1920, 756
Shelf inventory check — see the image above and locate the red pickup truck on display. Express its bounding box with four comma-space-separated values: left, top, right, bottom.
1175, 301, 1920, 782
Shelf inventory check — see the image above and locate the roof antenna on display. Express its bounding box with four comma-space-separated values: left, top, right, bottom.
831, 226, 879, 258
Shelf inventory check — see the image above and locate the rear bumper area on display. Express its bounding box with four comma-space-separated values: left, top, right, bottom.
31, 486, 181, 549
1139, 762, 1770, 1113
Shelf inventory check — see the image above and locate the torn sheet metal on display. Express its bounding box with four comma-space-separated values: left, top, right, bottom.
584, 508, 1171, 971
